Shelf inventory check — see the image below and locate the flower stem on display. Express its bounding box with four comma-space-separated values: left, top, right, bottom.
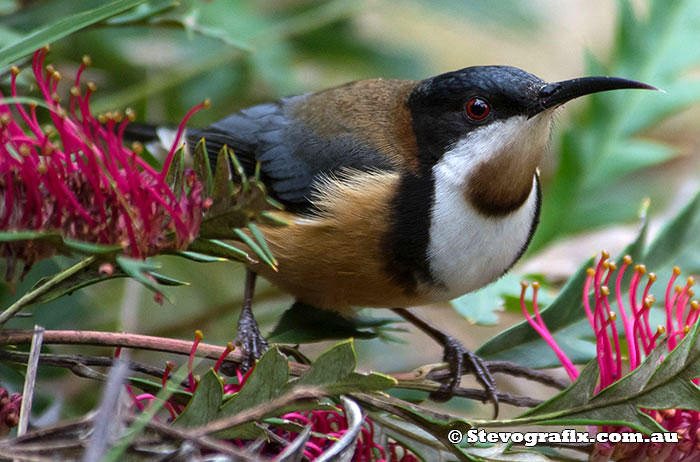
0, 255, 96, 325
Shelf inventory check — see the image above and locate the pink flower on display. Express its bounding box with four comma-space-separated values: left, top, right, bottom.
0, 47, 209, 280
522, 252, 699, 461
0, 387, 22, 436
127, 333, 419, 461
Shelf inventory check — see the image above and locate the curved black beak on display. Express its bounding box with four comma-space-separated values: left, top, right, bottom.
538, 76, 658, 110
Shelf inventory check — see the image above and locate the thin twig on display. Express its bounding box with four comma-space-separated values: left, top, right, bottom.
190, 386, 326, 437
129, 415, 266, 461
0, 350, 170, 382
426, 359, 570, 390
0, 329, 309, 375
0, 329, 559, 409
17, 326, 44, 437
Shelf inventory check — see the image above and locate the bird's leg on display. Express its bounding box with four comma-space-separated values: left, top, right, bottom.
235, 269, 268, 371
392, 308, 499, 417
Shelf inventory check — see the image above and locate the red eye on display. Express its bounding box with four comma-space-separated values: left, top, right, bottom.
465, 98, 490, 120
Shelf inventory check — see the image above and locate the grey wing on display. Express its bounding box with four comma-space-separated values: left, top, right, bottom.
187, 96, 395, 212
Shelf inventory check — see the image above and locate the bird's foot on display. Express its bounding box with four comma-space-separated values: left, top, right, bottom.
235, 309, 269, 372
431, 335, 499, 418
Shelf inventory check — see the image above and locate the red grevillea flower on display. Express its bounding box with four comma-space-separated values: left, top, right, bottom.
126, 333, 419, 462
0, 47, 209, 280
0, 387, 22, 436
522, 252, 699, 461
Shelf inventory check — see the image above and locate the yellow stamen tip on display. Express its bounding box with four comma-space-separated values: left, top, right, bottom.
586, 268, 595, 276
202, 98, 211, 108
601, 250, 610, 259
674, 266, 682, 276
10, 65, 20, 76
194, 330, 204, 340
656, 325, 665, 335
601, 286, 610, 296
532, 281, 541, 289
649, 273, 657, 283
82, 55, 92, 67
623, 255, 632, 265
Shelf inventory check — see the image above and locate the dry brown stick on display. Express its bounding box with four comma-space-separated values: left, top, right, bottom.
190, 386, 327, 437
0, 329, 560, 408
131, 415, 267, 461
17, 326, 43, 438
427, 359, 570, 390
0, 350, 170, 382
0, 329, 310, 375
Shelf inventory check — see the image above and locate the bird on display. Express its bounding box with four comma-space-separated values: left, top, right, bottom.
131, 65, 655, 416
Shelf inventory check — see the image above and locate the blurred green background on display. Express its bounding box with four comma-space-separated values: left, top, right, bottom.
1, 0, 700, 421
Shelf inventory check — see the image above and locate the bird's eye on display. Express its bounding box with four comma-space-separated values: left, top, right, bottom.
465, 98, 490, 121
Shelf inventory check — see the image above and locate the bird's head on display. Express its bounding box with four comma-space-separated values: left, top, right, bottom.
407, 66, 656, 215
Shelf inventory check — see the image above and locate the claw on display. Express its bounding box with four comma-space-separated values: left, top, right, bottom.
392, 308, 499, 417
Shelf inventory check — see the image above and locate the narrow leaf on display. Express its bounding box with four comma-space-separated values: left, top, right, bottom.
233, 228, 276, 270
247, 222, 278, 266
0, 0, 147, 69
193, 138, 214, 196
186, 238, 256, 264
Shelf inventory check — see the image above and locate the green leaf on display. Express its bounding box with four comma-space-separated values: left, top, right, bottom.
233, 228, 277, 270
323, 371, 396, 395
217, 348, 289, 418
0, 0, 147, 69
62, 239, 123, 255
149, 272, 189, 287
164, 144, 185, 197
451, 274, 523, 325
215, 348, 289, 438
267, 302, 402, 344
173, 251, 227, 263
192, 138, 214, 197
288, 340, 356, 389
0, 256, 96, 324
30, 260, 117, 305
104, 0, 178, 25
644, 189, 700, 270
186, 238, 256, 264
115, 255, 172, 302
174, 369, 224, 428
247, 222, 278, 267
210, 145, 233, 213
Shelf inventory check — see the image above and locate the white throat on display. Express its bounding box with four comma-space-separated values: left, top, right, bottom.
425, 115, 548, 299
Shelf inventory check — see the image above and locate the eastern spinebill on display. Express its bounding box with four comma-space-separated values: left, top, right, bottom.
133, 65, 656, 416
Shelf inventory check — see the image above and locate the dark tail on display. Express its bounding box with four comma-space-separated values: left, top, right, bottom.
122, 122, 160, 142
